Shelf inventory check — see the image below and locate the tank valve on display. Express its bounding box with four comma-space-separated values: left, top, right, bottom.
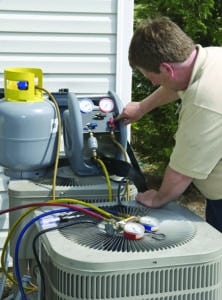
17, 81, 29, 90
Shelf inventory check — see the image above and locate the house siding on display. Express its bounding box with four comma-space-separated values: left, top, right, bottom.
0, 0, 133, 101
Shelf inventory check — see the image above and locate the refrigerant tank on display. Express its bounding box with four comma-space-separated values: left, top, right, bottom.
0, 67, 58, 178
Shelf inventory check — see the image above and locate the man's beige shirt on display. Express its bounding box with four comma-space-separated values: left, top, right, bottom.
170, 45, 222, 199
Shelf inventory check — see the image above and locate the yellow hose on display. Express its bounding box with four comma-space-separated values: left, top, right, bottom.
110, 131, 128, 162
94, 158, 113, 202
110, 131, 130, 200
35, 86, 62, 200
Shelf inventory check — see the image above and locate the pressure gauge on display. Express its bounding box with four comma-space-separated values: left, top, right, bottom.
139, 216, 159, 232
123, 222, 145, 240
79, 98, 94, 113
99, 97, 114, 113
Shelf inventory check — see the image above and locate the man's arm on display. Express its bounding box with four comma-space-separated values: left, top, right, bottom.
136, 165, 193, 208
116, 86, 179, 125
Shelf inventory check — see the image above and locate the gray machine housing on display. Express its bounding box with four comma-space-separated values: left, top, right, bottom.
63, 91, 127, 176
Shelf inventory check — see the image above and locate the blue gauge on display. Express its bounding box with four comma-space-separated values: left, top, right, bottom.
139, 216, 159, 232
79, 98, 94, 113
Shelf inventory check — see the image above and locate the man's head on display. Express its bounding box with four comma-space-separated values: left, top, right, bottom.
129, 16, 195, 74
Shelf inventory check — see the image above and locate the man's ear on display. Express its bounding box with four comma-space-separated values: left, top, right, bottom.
160, 62, 175, 78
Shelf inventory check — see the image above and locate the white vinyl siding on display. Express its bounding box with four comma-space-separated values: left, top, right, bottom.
0, 0, 133, 102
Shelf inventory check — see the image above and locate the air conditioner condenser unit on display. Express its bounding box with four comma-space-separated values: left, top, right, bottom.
35, 201, 222, 300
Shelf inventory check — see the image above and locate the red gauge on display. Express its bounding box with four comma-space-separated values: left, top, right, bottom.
99, 97, 114, 113
123, 222, 145, 240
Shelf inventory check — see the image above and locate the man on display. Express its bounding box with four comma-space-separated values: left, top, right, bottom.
116, 16, 222, 232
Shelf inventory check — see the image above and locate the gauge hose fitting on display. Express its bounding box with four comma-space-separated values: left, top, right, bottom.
88, 132, 98, 158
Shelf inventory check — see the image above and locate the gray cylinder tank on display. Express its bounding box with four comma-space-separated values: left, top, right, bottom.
0, 98, 57, 178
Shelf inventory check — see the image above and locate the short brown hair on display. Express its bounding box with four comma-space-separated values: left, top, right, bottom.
129, 16, 195, 73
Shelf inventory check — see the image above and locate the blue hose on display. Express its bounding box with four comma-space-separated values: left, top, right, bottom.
14, 208, 71, 300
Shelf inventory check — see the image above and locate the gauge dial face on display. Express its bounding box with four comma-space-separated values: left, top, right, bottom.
99, 97, 114, 113
139, 216, 159, 232
79, 98, 94, 113
124, 222, 145, 236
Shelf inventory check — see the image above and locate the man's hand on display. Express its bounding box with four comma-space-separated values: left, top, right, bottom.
136, 166, 193, 208
115, 102, 144, 125
136, 189, 163, 208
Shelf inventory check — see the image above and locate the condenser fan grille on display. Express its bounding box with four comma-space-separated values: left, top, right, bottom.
33, 172, 106, 187
59, 203, 196, 252
33, 166, 131, 188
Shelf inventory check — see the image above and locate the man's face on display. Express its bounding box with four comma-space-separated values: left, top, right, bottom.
138, 68, 165, 86
138, 64, 177, 89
